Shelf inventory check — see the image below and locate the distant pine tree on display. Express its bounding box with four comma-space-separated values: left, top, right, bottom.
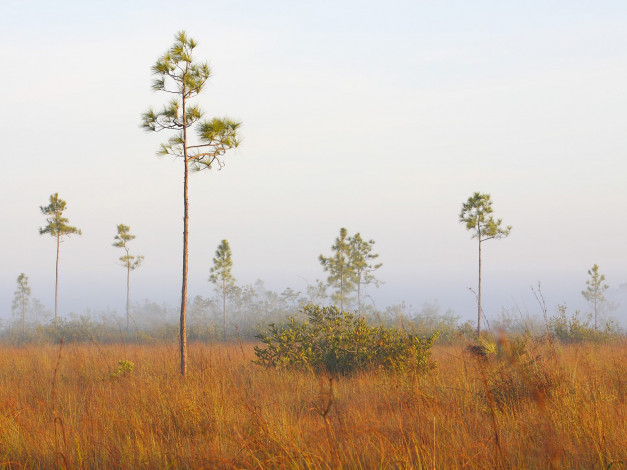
12, 273, 31, 337
319, 228, 355, 312
113, 224, 144, 331
209, 239, 235, 341
348, 233, 382, 316
459, 193, 511, 336
581, 264, 609, 331
39, 193, 81, 322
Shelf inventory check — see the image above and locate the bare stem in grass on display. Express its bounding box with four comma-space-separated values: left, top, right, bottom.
432, 416, 436, 470
507, 334, 562, 469
50, 340, 72, 469
313, 375, 340, 466
476, 359, 507, 468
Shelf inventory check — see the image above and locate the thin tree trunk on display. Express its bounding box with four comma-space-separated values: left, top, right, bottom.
222, 279, 226, 341
126, 266, 130, 332
357, 277, 362, 317
22, 297, 25, 338
340, 270, 344, 312
55, 235, 60, 323
180, 95, 189, 377
477, 236, 482, 337
594, 292, 598, 331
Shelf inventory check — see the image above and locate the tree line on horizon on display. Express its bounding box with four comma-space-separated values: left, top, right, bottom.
9, 190, 618, 348
5, 266, 621, 347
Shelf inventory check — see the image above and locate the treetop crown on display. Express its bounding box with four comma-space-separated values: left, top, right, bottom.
459, 192, 511, 240
39, 193, 82, 238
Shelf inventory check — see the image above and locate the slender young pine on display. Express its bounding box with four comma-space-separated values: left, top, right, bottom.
581, 264, 609, 331
113, 224, 144, 331
39, 193, 82, 322
319, 228, 355, 312
209, 239, 235, 341
348, 233, 382, 316
142, 31, 241, 376
459, 192, 511, 336
12, 273, 31, 337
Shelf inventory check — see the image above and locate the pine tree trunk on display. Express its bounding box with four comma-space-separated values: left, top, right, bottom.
180, 96, 189, 377
357, 277, 362, 317
126, 265, 130, 332
223, 279, 226, 341
21, 296, 25, 337
55, 234, 60, 323
340, 269, 344, 312
594, 293, 598, 331
477, 236, 482, 337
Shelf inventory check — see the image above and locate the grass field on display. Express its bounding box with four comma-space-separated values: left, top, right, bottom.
0, 339, 625, 469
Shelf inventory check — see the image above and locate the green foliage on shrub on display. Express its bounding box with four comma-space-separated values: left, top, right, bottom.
254, 305, 438, 375
549, 304, 622, 343
110, 360, 134, 379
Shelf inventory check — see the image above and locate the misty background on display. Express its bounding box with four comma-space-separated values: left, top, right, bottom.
1, 1, 626, 329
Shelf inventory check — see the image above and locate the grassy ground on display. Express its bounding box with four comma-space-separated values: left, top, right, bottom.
0, 339, 625, 469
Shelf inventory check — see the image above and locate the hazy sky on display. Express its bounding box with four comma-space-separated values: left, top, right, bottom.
2, 1, 626, 324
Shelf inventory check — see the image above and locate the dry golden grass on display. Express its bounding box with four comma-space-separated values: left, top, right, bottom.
0, 339, 625, 469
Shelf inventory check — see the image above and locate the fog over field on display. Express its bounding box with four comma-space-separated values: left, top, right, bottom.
1, 1, 626, 327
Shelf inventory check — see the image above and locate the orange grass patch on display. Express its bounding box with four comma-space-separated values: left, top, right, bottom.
0, 340, 625, 469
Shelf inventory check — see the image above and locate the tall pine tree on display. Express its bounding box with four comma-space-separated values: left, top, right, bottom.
39, 193, 81, 322
459, 192, 511, 336
142, 31, 241, 375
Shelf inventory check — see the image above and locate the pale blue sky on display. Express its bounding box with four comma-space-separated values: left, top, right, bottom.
1, 1, 626, 323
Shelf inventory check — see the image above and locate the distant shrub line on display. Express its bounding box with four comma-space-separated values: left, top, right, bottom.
0, 301, 622, 346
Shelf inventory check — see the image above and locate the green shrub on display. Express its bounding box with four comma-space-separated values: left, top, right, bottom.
254, 305, 438, 375
548, 304, 622, 343
110, 360, 134, 379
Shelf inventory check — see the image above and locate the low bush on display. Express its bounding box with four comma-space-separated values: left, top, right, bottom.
254, 304, 438, 375
548, 305, 622, 343
110, 359, 134, 379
